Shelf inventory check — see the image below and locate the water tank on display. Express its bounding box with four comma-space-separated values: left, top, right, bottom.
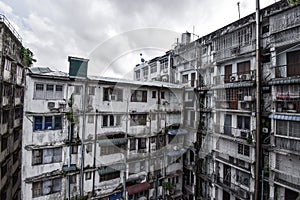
181, 32, 191, 44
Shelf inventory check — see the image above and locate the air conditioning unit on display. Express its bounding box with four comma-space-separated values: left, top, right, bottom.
244, 96, 254, 101
230, 75, 237, 82
240, 131, 249, 139
48, 102, 56, 109
239, 74, 251, 81
238, 101, 250, 110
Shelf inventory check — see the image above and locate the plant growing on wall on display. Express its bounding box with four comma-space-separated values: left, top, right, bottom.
288, 0, 300, 6
21, 47, 36, 66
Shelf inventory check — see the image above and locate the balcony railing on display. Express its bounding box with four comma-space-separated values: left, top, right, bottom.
214, 70, 256, 85
215, 125, 252, 141
216, 176, 250, 199
275, 137, 300, 154
274, 64, 300, 78
0, 14, 22, 42
274, 171, 300, 191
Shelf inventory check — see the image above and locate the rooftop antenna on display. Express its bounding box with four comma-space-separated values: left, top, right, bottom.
237, 2, 241, 19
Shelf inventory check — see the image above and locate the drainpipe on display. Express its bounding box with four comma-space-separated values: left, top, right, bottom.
92, 113, 98, 196
255, 0, 262, 199
80, 80, 88, 196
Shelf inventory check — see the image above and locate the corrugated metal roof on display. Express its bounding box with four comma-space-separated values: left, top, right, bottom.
212, 82, 254, 89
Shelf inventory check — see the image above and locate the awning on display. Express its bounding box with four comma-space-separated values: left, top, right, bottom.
269, 114, 300, 121
168, 129, 188, 135
97, 138, 127, 147
98, 163, 126, 175
109, 192, 123, 200
167, 150, 185, 157
211, 82, 254, 90
127, 182, 150, 195
269, 78, 300, 85
62, 164, 77, 172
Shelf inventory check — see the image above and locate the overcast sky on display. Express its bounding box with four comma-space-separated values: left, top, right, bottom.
1, 0, 276, 79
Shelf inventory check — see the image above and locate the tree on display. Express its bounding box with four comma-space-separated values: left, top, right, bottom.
21, 47, 36, 66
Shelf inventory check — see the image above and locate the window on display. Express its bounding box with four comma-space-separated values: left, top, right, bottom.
287, 50, 300, 77
74, 85, 81, 94
88, 115, 94, 123
152, 91, 156, 98
237, 61, 250, 75
130, 139, 136, 150
236, 170, 250, 187
34, 83, 63, 99
15, 87, 23, 98
3, 84, 11, 96
238, 143, 250, 157
103, 115, 108, 127
110, 115, 114, 126
160, 59, 168, 72
100, 171, 120, 182
182, 74, 188, 83
70, 175, 76, 184
32, 178, 62, 198
4, 58, 11, 71
1, 162, 7, 178
237, 116, 250, 130
45, 84, 54, 99
130, 114, 147, 126
143, 67, 149, 77
71, 145, 78, 154
33, 115, 62, 131
116, 115, 121, 126
103, 87, 123, 101
101, 146, 120, 156
32, 147, 62, 165
103, 88, 110, 101
150, 65, 157, 73
15, 107, 23, 120
86, 143, 92, 153
131, 90, 147, 102
276, 120, 300, 138
85, 172, 91, 180
88, 86, 95, 95
102, 115, 121, 127
161, 91, 165, 99
138, 138, 146, 149
17, 65, 23, 77
135, 70, 140, 80
1, 136, 8, 152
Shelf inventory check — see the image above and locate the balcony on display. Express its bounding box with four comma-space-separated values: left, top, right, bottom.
274, 64, 300, 79
215, 100, 238, 110
214, 125, 253, 142
274, 171, 300, 191
275, 137, 300, 154
274, 92, 300, 113
216, 176, 250, 199
214, 70, 256, 86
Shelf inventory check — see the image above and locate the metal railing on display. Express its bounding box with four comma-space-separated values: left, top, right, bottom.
0, 14, 22, 42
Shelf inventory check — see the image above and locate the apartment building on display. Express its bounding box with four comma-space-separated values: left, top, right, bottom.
22, 57, 187, 199
134, 51, 173, 83
0, 15, 25, 200
133, 1, 300, 200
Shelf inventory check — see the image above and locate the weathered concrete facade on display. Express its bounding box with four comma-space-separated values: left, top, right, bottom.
0, 15, 24, 200
133, 1, 300, 199
22, 58, 189, 199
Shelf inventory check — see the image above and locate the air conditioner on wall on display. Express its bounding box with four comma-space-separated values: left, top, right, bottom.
230, 75, 237, 82
47, 102, 56, 109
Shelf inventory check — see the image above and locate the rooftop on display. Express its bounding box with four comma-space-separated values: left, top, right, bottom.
29, 67, 183, 89
0, 14, 22, 43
